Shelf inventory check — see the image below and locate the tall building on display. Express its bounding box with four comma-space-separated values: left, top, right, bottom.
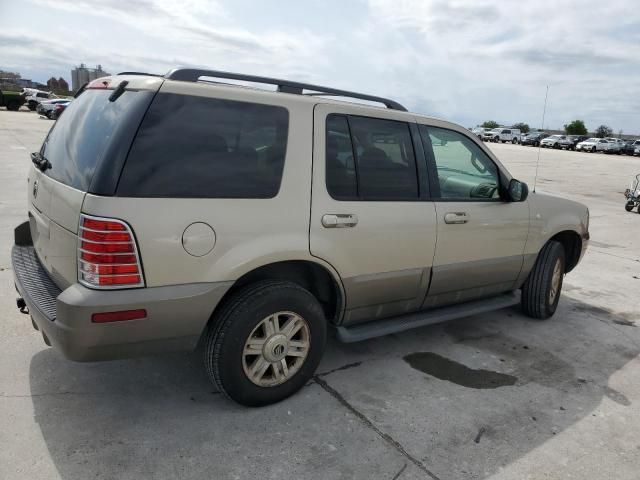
71, 64, 110, 92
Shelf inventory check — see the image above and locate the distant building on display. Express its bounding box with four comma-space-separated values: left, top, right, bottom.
71, 64, 110, 92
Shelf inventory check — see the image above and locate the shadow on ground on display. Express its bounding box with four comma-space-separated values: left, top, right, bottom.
29, 296, 639, 480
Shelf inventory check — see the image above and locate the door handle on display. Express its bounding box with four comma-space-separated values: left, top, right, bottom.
322, 214, 358, 228
444, 212, 468, 224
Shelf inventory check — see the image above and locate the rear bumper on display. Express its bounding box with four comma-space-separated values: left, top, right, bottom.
12, 222, 232, 361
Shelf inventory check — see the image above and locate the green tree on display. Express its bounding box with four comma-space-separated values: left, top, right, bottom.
564, 120, 588, 135
595, 125, 613, 138
481, 120, 499, 129
512, 122, 530, 134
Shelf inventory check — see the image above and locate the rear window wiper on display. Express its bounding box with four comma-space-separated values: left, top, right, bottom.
109, 80, 129, 102
31, 152, 51, 172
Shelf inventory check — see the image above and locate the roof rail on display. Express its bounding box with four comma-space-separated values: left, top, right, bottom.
117, 72, 163, 77
164, 68, 407, 111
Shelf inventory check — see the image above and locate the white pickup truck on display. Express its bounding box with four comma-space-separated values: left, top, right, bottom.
482, 128, 521, 143
22, 89, 56, 111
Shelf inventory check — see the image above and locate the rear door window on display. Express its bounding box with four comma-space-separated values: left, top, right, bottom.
117, 93, 289, 198
40, 90, 151, 191
325, 114, 419, 201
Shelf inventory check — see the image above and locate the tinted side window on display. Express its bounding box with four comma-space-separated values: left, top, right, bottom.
421, 125, 500, 200
325, 115, 419, 201
118, 93, 289, 198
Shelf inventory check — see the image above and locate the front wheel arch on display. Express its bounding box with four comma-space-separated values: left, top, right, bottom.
549, 230, 582, 273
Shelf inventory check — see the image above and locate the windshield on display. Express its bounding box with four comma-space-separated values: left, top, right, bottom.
40, 89, 152, 191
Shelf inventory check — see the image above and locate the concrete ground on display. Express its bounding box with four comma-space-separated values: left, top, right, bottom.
0, 109, 639, 480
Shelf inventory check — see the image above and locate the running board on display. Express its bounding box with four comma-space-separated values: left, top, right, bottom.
336, 291, 520, 343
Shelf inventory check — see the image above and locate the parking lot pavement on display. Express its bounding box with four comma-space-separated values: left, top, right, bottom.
0, 109, 639, 480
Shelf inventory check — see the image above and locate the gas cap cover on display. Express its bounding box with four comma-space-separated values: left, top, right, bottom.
182, 222, 216, 257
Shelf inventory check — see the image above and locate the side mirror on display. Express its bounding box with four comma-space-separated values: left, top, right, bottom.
507, 179, 529, 202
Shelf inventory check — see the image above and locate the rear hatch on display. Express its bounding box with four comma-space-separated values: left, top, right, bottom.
29, 76, 161, 289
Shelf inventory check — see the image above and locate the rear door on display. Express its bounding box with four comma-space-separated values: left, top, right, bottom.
310, 104, 437, 325
419, 124, 529, 308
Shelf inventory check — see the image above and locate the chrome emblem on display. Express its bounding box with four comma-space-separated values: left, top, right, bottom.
33, 180, 38, 199
273, 344, 285, 357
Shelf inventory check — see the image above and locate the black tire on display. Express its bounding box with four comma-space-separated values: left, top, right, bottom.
202, 280, 327, 407
521, 240, 566, 320
512, 138, 518, 144
27, 101, 37, 111
626, 201, 635, 212
5, 100, 20, 111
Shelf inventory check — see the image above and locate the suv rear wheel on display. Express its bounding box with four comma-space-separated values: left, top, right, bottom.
203, 280, 327, 406
521, 240, 565, 320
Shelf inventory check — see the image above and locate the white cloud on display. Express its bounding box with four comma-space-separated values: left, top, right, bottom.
1, 0, 639, 133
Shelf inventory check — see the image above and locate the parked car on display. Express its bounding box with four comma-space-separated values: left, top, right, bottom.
37, 99, 71, 119
12, 69, 589, 406
604, 138, 623, 154
481, 128, 521, 143
521, 132, 549, 146
558, 135, 589, 151
50, 101, 70, 120
471, 127, 489, 138
540, 134, 566, 148
624, 140, 640, 155
576, 138, 610, 153
0, 89, 26, 111
481, 128, 502, 142
497, 128, 521, 144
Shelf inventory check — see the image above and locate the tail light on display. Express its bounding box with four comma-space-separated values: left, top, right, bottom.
78, 214, 145, 289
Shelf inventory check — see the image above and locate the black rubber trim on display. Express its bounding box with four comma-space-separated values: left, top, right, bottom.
11, 245, 61, 322
14, 221, 33, 246
336, 291, 520, 342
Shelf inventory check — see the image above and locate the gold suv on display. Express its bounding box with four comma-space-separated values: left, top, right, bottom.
12, 69, 589, 406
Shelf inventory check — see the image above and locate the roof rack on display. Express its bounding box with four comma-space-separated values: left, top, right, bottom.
117, 72, 164, 77
164, 68, 407, 111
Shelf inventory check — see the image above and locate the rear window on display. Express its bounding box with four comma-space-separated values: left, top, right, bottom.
41, 90, 151, 191
117, 93, 289, 198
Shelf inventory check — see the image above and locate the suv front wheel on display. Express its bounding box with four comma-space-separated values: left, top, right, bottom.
203, 280, 327, 406
521, 240, 565, 320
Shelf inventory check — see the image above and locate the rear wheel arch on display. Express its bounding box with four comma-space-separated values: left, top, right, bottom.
208, 260, 344, 329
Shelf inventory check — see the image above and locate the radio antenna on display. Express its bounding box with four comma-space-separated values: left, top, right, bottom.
533, 85, 549, 193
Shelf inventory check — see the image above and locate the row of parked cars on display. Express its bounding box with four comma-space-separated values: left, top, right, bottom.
16, 88, 71, 119
471, 127, 640, 156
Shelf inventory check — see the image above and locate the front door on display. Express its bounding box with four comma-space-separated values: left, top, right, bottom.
310, 104, 437, 325
418, 124, 529, 308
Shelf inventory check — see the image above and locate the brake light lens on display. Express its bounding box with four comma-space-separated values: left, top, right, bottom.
78, 214, 144, 289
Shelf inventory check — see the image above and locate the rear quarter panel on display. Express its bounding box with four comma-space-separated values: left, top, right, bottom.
81, 85, 322, 287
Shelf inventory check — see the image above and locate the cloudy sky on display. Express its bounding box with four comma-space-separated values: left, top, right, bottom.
1, 0, 639, 133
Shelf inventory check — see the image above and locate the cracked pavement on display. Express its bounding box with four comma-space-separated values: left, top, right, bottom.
1, 110, 639, 480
